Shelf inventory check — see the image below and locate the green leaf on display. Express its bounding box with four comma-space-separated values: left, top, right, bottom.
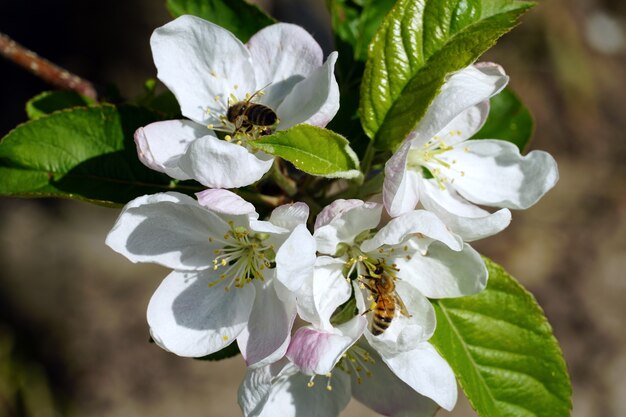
194, 343, 240, 361
359, 0, 534, 151
328, 0, 396, 61
166, 0, 275, 43
430, 258, 572, 417
26, 91, 95, 120
249, 125, 362, 180
472, 87, 534, 152
0, 105, 199, 205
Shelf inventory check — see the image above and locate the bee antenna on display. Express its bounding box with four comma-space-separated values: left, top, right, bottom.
247, 82, 273, 103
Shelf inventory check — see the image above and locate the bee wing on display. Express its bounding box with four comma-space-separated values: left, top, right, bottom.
395, 292, 412, 318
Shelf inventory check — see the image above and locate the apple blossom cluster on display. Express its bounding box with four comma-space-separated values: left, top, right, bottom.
106, 16, 558, 417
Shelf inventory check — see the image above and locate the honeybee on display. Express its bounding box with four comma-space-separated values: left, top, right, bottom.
362, 263, 411, 335
227, 88, 278, 136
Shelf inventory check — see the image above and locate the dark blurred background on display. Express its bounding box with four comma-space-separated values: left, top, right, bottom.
1, 0, 625, 416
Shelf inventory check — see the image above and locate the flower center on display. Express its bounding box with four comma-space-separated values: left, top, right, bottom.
208, 221, 275, 291
406, 135, 467, 190
206, 86, 279, 145
336, 345, 375, 384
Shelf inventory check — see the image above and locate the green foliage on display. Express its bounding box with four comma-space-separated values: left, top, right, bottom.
250, 125, 362, 180
359, 0, 534, 151
0, 105, 192, 206
25, 90, 94, 120
166, 0, 275, 42
430, 258, 572, 417
473, 87, 534, 151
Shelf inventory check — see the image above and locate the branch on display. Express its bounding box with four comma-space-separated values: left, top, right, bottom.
0, 32, 97, 100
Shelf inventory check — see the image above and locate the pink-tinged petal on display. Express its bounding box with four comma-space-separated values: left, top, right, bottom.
440, 140, 559, 209
276, 52, 340, 129
314, 199, 367, 230
147, 269, 255, 357
361, 210, 462, 253
383, 140, 421, 217
420, 180, 512, 241
364, 281, 435, 353
413, 63, 508, 145
270, 202, 310, 230
250, 363, 351, 417
380, 342, 457, 411
178, 135, 274, 188
151, 15, 256, 125
238, 283, 296, 368
275, 224, 316, 292
296, 257, 351, 329
287, 316, 365, 375
247, 23, 323, 110
351, 345, 440, 417
395, 242, 487, 298
195, 188, 258, 217
105, 192, 228, 270
134, 119, 210, 179
314, 200, 382, 254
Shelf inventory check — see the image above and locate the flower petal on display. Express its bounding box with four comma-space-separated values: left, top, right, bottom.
380, 342, 457, 411
361, 210, 462, 253
237, 282, 296, 368
314, 200, 382, 255
247, 23, 323, 110
412, 63, 508, 145
351, 345, 440, 417
105, 192, 227, 270
270, 202, 310, 230
420, 180, 512, 241
395, 242, 488, 298
195, 188, 258, 217
147, 269, 255, 357
383, 140, 421, 217
434, 100, 491, 146
246, 363, 351, 417
287, 317, 366, 375
134, 119, 211, 179
151, 15, 256, 125
441, 140, 559, 209
275, 223, 316, 292
276, 52, 340, 129
178, 135, 274, 188
238, 365, 274, 417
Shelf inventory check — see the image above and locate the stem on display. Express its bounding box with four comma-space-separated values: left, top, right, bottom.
0, 32, 97, 100
360, 141, 376, 176
270, 159, 297, 197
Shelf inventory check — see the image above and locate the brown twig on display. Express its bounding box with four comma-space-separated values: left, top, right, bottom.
0, 32, 97, 100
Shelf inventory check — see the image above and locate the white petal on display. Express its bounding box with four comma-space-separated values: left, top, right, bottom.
147, 269, 255, 357
276, 52, 340, 129
296, 257, 351, 330
247, 23, 323, 110
361, 210, 462, 253
134, 120, 210, 179
364, 281, 435, 354
270, 202, 310, 230
413, 63, 508, 145
441, 140, 559, 209
239, 366, 274, 417
314, 200, 382, 254
275, 224, 316, 292
351, 346, 440, 417
178, 135, 274, 188
314, 199, 368, 230
195, 188, 258, 217
105, 192, 227, 270
395, 242, 488, 298
151, 15, 256, 125
420, 180, 512, 241
238, 283, 296, 368
383, 140, 421, 217
381, 342, 457, 411
434, 100, 491, 147
253, 363, 351, 417
287, 317, 365, 375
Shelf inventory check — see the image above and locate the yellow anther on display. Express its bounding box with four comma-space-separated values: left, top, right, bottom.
222, 335, 229, 341
225, 135, 232, 142
207, 124, 214, 129
307, 381, 315, 388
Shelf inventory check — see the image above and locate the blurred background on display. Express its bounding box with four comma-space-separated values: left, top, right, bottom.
1, 0, 625, 416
